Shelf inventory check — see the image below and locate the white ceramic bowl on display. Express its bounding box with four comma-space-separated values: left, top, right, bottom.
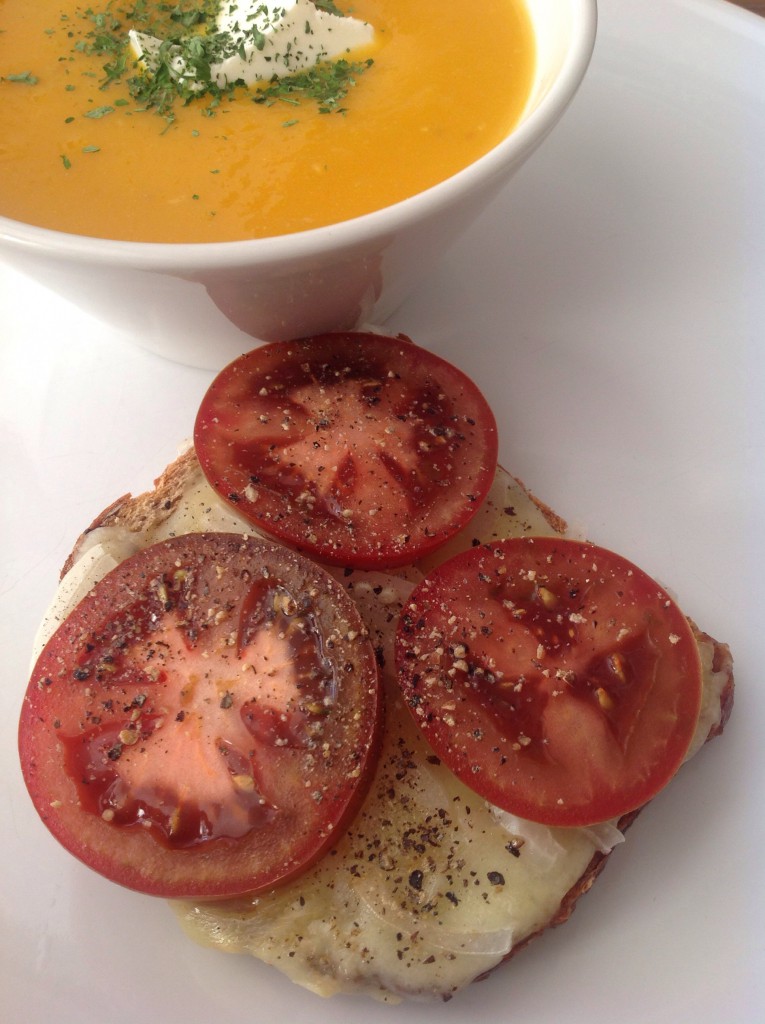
0, 0, 597, 369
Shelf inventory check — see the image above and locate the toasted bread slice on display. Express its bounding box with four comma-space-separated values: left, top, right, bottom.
39, 447, 733, 1003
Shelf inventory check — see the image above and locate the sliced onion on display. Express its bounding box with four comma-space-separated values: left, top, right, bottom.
579, 820, 625, 854
488, 806, 566, 868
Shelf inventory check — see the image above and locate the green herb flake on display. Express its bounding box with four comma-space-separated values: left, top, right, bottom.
314, 0, 344, 14
85, 104, 115, 118
82, 144, 101, 153
3, 71, 39, 85
61, 154, 72, 169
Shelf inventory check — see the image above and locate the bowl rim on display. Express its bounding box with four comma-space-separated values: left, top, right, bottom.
0, 0, 597, 271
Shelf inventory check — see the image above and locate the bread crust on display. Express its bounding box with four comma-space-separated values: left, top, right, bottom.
511, 472, 568, 535
57, 446, 736, 995
61, 447, 201, 577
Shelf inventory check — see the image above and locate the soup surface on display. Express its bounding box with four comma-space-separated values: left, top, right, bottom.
0, 0, 535, 242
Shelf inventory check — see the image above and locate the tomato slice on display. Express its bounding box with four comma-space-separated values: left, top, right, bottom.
193, 333, 498, 569
19, 533, 381, 899
395, 537, 703, 827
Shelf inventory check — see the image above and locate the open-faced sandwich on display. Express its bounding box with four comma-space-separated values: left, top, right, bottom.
18, 332, 734, 1002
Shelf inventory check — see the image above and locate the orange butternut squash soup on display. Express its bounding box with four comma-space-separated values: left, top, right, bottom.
0, 0, 535, 242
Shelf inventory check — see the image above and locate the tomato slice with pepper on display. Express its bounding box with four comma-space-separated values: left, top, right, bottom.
193, 333, 498, 569
395, 537, 703, 827
18, 533, 381, 899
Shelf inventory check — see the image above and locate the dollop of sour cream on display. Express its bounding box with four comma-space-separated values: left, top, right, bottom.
129, 0, 375, 91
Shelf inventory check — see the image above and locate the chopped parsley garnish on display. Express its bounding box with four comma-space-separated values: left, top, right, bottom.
313, 0, 344, 14
3, 71, 39, 85
69, 0, 373, 124
252, 58, 373, 115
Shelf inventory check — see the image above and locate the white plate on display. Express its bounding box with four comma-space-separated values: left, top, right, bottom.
1, 1, 763, 1020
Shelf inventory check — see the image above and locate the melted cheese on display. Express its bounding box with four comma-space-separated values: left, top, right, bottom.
33, 457, 730, 1001
174, 571, 617, 1000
